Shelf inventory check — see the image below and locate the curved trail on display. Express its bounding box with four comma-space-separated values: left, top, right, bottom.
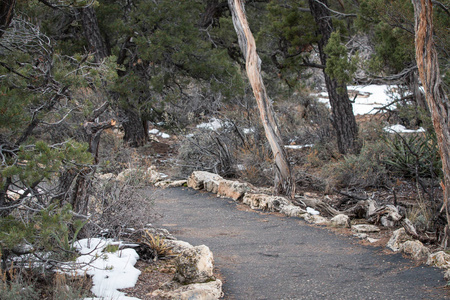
148, 187, 448, 299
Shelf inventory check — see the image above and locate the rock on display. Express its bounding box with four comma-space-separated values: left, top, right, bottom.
217, 180, 249, 201
152, 279, 223, 300
379, 205, 402, 227
280, 205, 306, 217
303, 214, 329, 225
427, 251, 450, 269
400, 240, 430, 260
366, 200, 378, 217
155, 180, 187, 188
330, 214, 350, 228
165, 240, 194, 254
354, 233, 368, 239
351, 224, 380, 233
445, 269, 450, 281
306, 207, 320, 215
145, 167, 167, 183
97, 173, 115, 182
242, 193, 291, 212
204, 179, 221, 194
367, 238, 379, 243
187, 171, 223, 190
386, 228, 410, 252
175, 245, 215, 284
116, 168, 136, 182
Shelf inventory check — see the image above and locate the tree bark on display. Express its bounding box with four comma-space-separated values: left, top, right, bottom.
412, 0, 450, 247
228, 0, 295, 198
308, 0, 359, 155
120, 107, 147, 148
0, 0, 15, 39
78, 6, 109, 63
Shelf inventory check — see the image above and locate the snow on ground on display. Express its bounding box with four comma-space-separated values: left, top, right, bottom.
148, 128, 171, 139
70, 238, 141, 300
384, 124, 425, 134
315, 84, 398, 115
307, 207, 320, 215
197, 118, 230, 131
284, 144, 314, 150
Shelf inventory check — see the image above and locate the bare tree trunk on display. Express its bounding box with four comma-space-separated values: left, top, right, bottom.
308, 0, 359, 155
228, 0, 295, 198
412, 0, 450, 247
78, 6, 109, 63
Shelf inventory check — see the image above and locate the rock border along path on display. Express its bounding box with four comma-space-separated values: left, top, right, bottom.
148, 185, 449, 300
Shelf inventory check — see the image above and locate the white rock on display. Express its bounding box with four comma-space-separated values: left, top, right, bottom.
175, 245, 215, 284
386, 228, 410, 252
303, 214, 329, 225
351, 224, 380, 233
400, 240, 430, 260
367, 238, 379, 243
166, 240, 194, 254
217, 180, 250, 201
354, 233, 368, 239
155, 180, 187, 188
427, 251, 450, 269
330, 214, 350, 228
242, 193, 291, 212
153, 279, 223, 300
280, 205, 306, 217
187, 171, 223, 190
116, 168, 136, 182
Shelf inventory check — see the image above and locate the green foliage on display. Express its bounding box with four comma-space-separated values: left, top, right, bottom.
384, 133, 442, 179
0, 278, 40, 300
357, 0, 415, 74
0, 204, 86, 259
324, 31, 358, 86
1, 141, 92, 188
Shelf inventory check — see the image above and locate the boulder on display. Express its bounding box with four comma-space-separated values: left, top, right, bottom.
116, 168, 136, 182
386, 228, 410, 252
187, 171, 223, 190
155, 180, 187, 188
242, 193, 290, 212
351, 224, 380, 233
330, 214, 350, 228
427, 251, 450, 269
174, 245, 215, 284
280, 205, 306, 217
217, 180, 249, 201
303, 214, 329, 225
165, 240, 194, 254
204, 179, 221, 194
152, 279, 223, 300
400, 240, 430, 260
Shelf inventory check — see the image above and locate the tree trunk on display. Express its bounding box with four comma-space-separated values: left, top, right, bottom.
0, 0, 15, 39
308, 0, 359, 155
78, 6, 109, 63
120, 107, 147, 148
228, 0, 295, 198
411, 0, 450, 247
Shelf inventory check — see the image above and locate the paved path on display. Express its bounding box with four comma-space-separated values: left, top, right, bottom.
148, 187, 449, 299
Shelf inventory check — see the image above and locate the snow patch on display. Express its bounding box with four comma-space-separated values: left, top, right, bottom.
384, 124, 425, 134
71, 238, 141, 300
148, 129, 159, 134
306, 207, 320, 215
284, 144, 314, 150
197, 118, 229, 131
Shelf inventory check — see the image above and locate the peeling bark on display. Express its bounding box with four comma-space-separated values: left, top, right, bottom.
228, 0, 295, 197
412, 0, 450, 247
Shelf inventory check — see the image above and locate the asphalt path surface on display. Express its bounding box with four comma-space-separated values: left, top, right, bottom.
148, 187, 449, 299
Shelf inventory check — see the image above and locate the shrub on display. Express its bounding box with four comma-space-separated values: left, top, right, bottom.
322, 141, 390, 189
384, 132, 441, 179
